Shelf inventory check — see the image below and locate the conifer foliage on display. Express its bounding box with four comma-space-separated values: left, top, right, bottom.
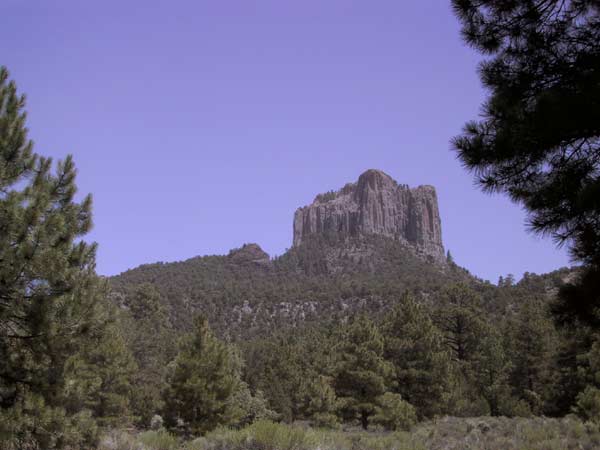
121, 283, 175, 427
383, 294, 452, 419
334, 315, 393, 430
163, 316, 241, 435
451, 0, 600, 325
0, 67, 108, 448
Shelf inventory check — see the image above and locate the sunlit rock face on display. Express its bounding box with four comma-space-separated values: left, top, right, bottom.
293, 169, 445, 263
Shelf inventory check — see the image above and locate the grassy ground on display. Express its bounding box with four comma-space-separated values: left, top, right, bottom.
99, 416, 600, 450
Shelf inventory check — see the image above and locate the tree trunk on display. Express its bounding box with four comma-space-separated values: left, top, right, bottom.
360, 410, 369, 430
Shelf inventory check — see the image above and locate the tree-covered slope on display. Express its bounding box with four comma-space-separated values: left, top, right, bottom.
109, 234, 481, 338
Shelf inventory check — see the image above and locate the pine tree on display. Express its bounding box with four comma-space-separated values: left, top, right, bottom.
121, 283, 175, 427
242, 334, 304, 422
552, 324, 597, 415
0, 67, 107, 448
226, 381, 278, 428
241, 326, 335, 423
163, 316, 241, 435
372, 392, 416, 431
433, 284, 491, 415
383, 293, 452, 418
301, 374, 339, 428
433, 284, 484, 365
506, 298, 558, 415
471, 327, 513, 416
63, 313, 136, 428
451, 1, 600, 325
574, 337, 600, 422
334, 315, 392, 430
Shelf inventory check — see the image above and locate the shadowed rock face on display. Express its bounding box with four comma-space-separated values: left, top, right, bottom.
293, 169, 445, 262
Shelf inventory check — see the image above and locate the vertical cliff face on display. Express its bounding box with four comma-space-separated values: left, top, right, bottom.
293, 169, 445, 262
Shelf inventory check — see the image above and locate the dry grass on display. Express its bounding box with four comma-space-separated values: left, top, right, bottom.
99, 416, 600, 450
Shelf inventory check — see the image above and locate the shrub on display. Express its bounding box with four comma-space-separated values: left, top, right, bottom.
137, 429, 179, 450
372, 393, 417, 431
575, 386, 600, 423
246, 420, 318, 450
97, 430, 142, 450
202, 427, 248, 449
150, 414, 164, 430
303, 376, 339, 429
227, 383, 279, 428
498, 396, 533, 418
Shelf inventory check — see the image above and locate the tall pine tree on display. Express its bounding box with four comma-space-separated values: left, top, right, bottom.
433, 284, 484, 365
121, 283, 175, 427
334, 314, 392, 430
506, 297, 558, 415
451, 0, 600, 326
0, 67, 107, 448
383, 294, 452, 419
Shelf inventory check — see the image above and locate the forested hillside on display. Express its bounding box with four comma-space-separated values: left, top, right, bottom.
107, 229, 583, 427
110, 234, 477, 338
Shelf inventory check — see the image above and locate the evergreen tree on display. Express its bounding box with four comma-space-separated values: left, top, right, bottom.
242, 325, 335, 423
552, 326, 592, 415
574, 337, 600, 422
242, 334, 304, 422
226, 381, 278, 428
471, 327, 513, 416
334, 315, 392, 430
383, 294, 452, 418
433, 284, 484, 365
506, 298, 558, 414
0, 67, 106, 448
301, 374, 339, 428
163, 316, 241, 435
451, 1, 600, 325
121, 283, 174, 427
433, 284, 491, 415
372, 392, 416, 431
63, 313, 136, 428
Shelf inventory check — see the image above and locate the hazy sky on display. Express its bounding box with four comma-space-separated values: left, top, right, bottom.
1, 0, 571, 282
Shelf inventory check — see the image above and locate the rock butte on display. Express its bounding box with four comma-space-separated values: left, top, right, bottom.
293, 169, 445, 263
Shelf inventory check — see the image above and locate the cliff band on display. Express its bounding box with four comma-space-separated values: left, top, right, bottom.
293, 169, 445, 262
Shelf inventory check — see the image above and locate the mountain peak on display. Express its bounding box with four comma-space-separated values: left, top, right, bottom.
357, 168, 395, 184
228, 243, 270, 265
293, 170, 445, 263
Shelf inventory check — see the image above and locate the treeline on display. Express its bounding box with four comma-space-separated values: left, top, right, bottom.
177, 282, 600, 431
26, 277, 596, 446
7, 264, 600, 449
110, 232, 479, 340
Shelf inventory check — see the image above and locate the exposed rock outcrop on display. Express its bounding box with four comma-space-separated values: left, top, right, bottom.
228, 243, 270, 265
293, 169, 445, 262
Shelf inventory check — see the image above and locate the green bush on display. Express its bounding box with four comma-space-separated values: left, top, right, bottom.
137, 429, 180, 450
372, 393, 417, 431
575, 386, 600, 423
246, 420, 318, 450
201, 426, 248, 449
227, 383, 279, 427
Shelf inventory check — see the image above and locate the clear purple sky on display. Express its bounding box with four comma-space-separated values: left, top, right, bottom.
1, 0, 571, 282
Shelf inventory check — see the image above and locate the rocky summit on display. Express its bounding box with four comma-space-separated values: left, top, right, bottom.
293, 169, 445, 263
228, 243, 270, 265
